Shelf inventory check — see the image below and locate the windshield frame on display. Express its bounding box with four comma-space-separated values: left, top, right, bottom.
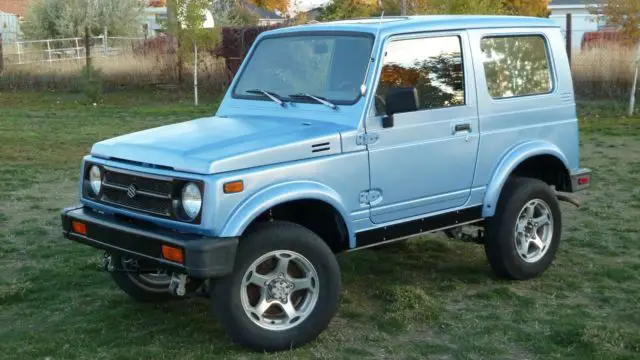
230, 31, 375, 106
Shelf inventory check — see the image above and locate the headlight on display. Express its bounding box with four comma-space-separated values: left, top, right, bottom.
89, 165, 102, 195
181, 182, 202, 219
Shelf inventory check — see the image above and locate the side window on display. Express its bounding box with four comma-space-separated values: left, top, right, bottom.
481, 35, 553, 98
374, 36, 465, 116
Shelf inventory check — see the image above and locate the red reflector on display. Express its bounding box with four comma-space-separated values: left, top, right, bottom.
71, 221, 87, 235
162, 245, 184, 264
578, 177, 589, 185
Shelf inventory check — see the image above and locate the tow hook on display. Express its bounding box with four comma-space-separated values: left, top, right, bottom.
101, 252, 114, 272
556, 191, 581, 208
169, 273, 188, 297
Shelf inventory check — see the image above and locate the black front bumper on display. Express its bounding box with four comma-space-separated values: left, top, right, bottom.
61, 206, 238, 278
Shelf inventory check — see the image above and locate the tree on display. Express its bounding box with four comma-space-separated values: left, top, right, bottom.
249, 0, 289, 14
502, 0, 550, 17
410, 0, 506, 15
591, 0, 640, 45
317, 0, 376, 21
168, 0, 221, 105
211, 0, 259, 26
318, 0, 550, 20
22, 0, 143, 39
319, 0, 505, 20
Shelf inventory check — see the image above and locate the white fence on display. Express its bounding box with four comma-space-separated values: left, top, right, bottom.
2, 35, 145, 66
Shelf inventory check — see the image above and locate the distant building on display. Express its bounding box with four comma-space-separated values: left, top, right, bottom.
0, 0, 30, 18
548, 0, 602, 50
141, 6, 215, 38
0, 11, 20, 41
241, 1, 285, 26
298, 7, 322, 23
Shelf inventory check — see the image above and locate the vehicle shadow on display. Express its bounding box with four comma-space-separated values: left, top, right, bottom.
339, 234, 495, 286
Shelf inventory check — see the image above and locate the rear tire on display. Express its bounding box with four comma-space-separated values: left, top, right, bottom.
484, 177, 562, 280
211, 221, 341, 352
110, 254, 202, 302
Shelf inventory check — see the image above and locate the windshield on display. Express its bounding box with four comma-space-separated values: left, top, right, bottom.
232, 33, 374, 105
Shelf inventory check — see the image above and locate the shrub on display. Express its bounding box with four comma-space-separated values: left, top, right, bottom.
215, 25, 282, 78
572, 45, 638, 100
0, 53, 228, 94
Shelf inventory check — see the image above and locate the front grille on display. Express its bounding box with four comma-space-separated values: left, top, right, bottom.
103, 169, 172, 195
83, 163, 204, 224
99, 167, 174, 217
101, 186, 172, 216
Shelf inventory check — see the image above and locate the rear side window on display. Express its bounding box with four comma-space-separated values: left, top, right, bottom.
481, 35, 553, 98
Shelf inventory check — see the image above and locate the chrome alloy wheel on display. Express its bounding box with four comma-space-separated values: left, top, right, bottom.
240, 250, 320, 331
514, 199, 554, 263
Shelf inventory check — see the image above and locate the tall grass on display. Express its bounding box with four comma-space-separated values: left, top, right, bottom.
0, 52, 229, 94
572, 45, 638, 100
1, 43, 637, 100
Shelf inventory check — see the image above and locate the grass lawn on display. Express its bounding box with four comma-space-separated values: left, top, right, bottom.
1, 91, 639, 360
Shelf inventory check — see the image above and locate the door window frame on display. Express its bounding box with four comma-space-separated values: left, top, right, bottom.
366, 30, 474, 122
479, 34, 556, 100
470, 28, 559, 104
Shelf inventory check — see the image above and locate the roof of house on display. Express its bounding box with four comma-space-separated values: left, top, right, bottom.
242, 1, 283, 20
272, 15, 557, 37
549, 0, 596, 7
0, 0, 29, 16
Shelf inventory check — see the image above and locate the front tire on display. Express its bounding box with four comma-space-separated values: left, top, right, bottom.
484, 177, 562, 280
211, 221, 341, 352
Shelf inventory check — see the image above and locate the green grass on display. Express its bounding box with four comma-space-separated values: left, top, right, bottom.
1, 91, 639, 359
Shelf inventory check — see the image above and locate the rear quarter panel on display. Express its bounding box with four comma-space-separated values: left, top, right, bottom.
467, 27, 580, 216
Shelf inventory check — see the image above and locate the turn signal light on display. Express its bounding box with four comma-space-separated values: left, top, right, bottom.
71, 221, 87, 235
161, 245, 184, 264
224, 180, 244, 194
578, 176, 590, 186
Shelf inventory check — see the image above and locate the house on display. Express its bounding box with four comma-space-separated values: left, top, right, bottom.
0, 0, 28, 42
296, 6, 323, 23
548, 0, 603, 50
241, 1, 285, 26
141, 6, 215, 38
0, 0, 29, 18
0, 11, 20, 41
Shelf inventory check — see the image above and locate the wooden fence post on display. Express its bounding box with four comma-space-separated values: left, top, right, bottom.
103, 27, 108, 56
17, 41, 22, 64
566, 13, 572, 66
194, 42, 199, 107
46, 39, 52, 62
629, 44, 640, 117
0, 33, 4, 73
85, 26, 91, 71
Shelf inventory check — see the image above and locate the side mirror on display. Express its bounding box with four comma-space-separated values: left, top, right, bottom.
383, 87, 419, 128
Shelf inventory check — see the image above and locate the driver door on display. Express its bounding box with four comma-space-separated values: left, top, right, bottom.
366, 31, 480, 224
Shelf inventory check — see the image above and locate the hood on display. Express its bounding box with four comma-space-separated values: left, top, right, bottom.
91, 115, 349, 175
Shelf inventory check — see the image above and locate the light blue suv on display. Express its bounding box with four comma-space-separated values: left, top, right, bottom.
61, 15, 592, 351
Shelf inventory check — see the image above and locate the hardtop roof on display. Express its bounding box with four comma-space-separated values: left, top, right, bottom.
263, 15, 558, 37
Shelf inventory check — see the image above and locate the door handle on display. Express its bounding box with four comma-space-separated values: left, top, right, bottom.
452, 123, 471, 134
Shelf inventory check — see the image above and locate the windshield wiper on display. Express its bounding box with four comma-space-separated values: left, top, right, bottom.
246, 89, 286, 107
289, 93, 337, 110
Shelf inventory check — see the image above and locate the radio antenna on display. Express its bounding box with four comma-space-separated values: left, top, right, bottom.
360, 12, 384, 97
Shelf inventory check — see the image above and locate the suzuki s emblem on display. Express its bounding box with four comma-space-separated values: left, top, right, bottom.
126, 184, 138, 198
